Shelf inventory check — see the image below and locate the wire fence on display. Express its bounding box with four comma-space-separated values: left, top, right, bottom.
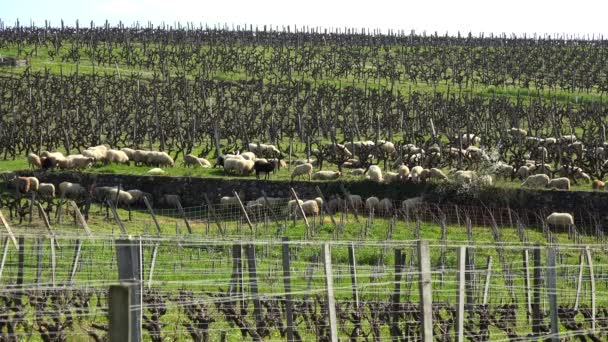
0, 233, 607, 341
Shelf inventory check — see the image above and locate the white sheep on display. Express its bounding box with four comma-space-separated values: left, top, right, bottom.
454, 170, 477, 185
287, 199, 304, 215
462, 133, 481, 146
126, 189, 152, 205
184, 154, 204, 167
546, 212, 574, 228
82, 145, 107, 161
547, 177, 570, 190
346, 195, 363, 210
291, 163, 313, 181
312, 171, 342, 181
27, 176, 40, 192
494, 163, 515, 179
410, 166, 425, 183
401, 197, 424, 215
368, 165, 383, 183
478, 175, 493, 186
521, 174, 550, 188
515, 165, 530, 179
377, 198, 393, 215
133, 150, 150, 166
383, 172, 400, 184
102, 149, 129, 165
240, 152, 256, 161
300, 200, 320, 217
58, 182, 87, 200
365, 197, 380, 212
427, 168, 448, 181
147, 151, 174, 167
27, 153, 41, 169
398, 165, 410, 181
120, 148, 136, 159
348, 168, 366, 176
67, 154, 94, 169
37, 183, 55, 199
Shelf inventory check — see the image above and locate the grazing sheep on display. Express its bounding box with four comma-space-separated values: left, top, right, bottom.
578, 172, 591, 183
547, 177, 570, 190
287, 199, 304, 216
401, 197, 424, 215
592, 180, 605, 191
410, 166, 425, 183
37, 183, 56, 199
132, 150, 150, 166
120, 148, 136, 159
291, 163, 313, 181
27, 153, 42, 169
82, 145, 107, 162
368, 165, 383, 183
495, 163, 515, 179
546, 212, 574, 229
398, 164, 410, 181
312, 171, 342, 181
346, 195, 363, 210
349, 168, 366, 176
40, 157, 57, 170
240, 152, 256, 161
509, 127, 527, 139
299, 200, 320, 217
462, 133, 481, 146
26, 177, 39, 192
105, 188, 134, 206
521, 174, 550, 188
254, 160, 275, 180
147, 168, 165, 175
478, 175, 493, 186
427, 168, 448, 181
126, 189, 153, 205
12, 177, 31, 194
365, 197, 380, 213
146, 151, 174, 167
58, 182, 87, 200
377, 198, 393, 216
327, 197, 344, 214
515, 165, 530, 180
383, 172, 400, 184
162, 194, 181, 207
67, 154, 95, 169
184, 154, 204, 167
454, 170, 477, 185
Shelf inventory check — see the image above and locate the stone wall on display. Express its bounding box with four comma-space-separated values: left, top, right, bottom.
14, 170, 608, 212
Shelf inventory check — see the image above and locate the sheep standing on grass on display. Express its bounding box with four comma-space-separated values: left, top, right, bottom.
104, 149, 130, 165
547, 177, 570, 190
377, 198, 393, 216
368, 165, 383, 183
383, 172, 400, 184
365, 197, 380, 213
38, 183, 55, 199
410, 166, 425, 183
58, 182, 87, 200
592, 180, 605, 191
291, 163, 313, 181
521, 174, 550, 188
546, 212, 574, 231
398, 165, 410, 181
312, 171, 341, 181
27, 153, 41, 169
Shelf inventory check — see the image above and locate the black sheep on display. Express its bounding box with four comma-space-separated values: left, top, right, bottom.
254, 160, 275, 180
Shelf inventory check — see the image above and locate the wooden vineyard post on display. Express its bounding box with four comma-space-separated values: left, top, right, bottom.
282, 238, 295, 342
68, 240, 83, 285
418, 240, 433, 342
456, 246, 466, 342
260, 190, 283, 233
69, 201, 92, 238
234, 191, 255, 236
0, 211, 18, 250
108, 200, 128, 235
465, 247, 474, 316
147, 243, 159, 289
339, 184, 360, 222
142, 197, 162, 235
574, 251, 584, 310
289, 188, 310, 236
203, 193, 225, 236
323, 243, 338, 342
546, 248, 559, 342
314, 186, 338, 230
173, 198, 192, 234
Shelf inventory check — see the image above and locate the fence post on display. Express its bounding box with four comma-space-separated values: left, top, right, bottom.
246, 244, 262, 334
282, 237, 295, 342
0, 211, 18, 249
584, 246, 596, 332
456, 246, 466, 342
323, 243, 338, 342
348, 243, 361, 338
391, 248, 404, 340
115, 238, 142, 342
142, 197, 162, 235
418, 240, 433, 342
109, 284, 132, 342
546, 248, 559, 342
482, 255, 492, 306
0, 238, 9, 282
574, 251, 584, 310
523, 249, 533, 323
68, 240, 82, 284
532, 244, 542, 337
